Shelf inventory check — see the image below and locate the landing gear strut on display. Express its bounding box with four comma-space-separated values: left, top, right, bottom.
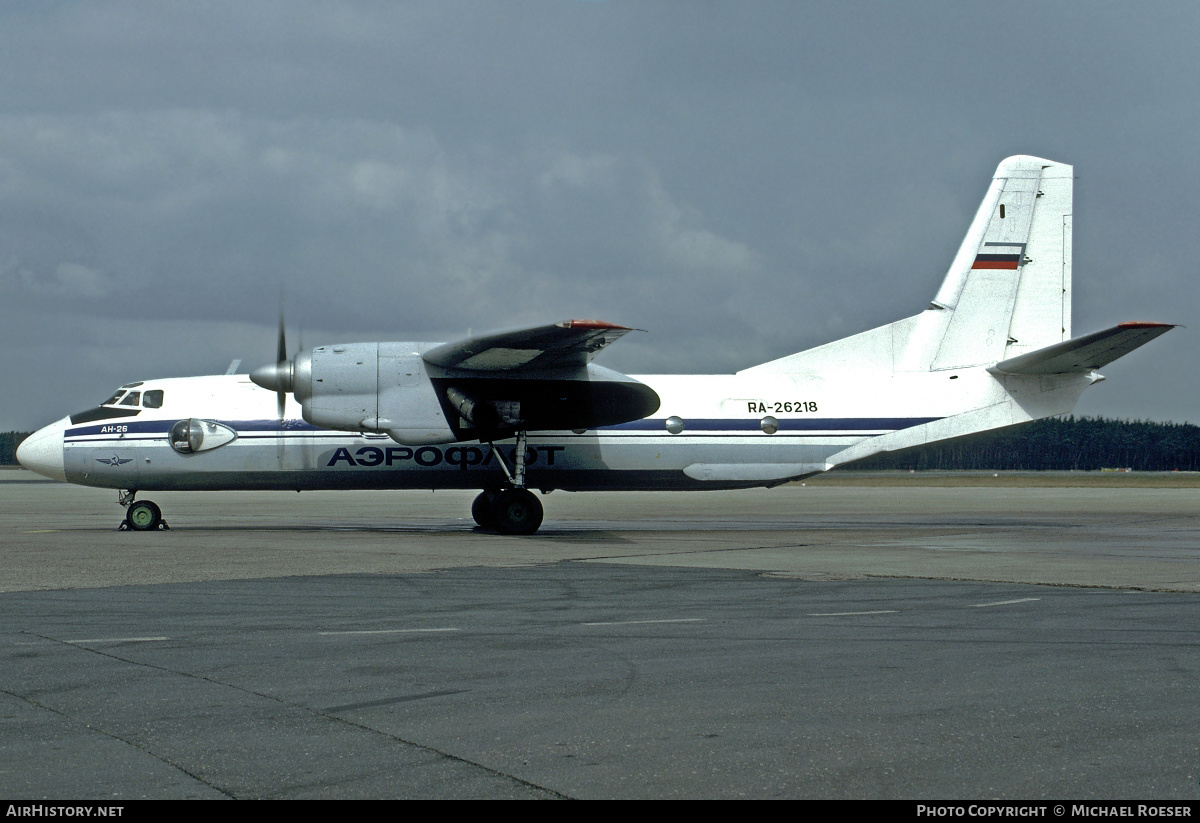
472, 433, 544, 535
117, 489, 169, 531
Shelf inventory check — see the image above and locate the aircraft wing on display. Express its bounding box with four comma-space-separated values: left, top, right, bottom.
423, 319, 638, 372
419, 319, 658, 437
989, 322, 1176, 375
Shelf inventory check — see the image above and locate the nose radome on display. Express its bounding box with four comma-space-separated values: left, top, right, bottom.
16, 418, 67, 482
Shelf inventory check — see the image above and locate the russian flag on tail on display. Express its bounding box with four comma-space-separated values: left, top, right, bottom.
971, 253, 1021, 270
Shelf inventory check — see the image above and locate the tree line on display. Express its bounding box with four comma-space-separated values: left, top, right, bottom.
848, 416, 1200, 472
3, 416, 1199, 470
1, 432, 28, 466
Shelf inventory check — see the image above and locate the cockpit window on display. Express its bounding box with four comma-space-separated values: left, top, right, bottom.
143, 390, 164, 409
119, 391, 141, 407
102, 390, 125, 406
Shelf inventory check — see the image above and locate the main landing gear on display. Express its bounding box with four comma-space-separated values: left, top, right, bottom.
471, 488, 544, 535
117, 489, 169, 531
471, 433, 545, 535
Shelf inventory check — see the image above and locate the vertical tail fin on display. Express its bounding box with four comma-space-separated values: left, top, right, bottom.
913, 155, 1073, 370
740, 155, 1073, 377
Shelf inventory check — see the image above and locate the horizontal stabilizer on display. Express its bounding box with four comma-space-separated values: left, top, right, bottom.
989, 323, 1175, 376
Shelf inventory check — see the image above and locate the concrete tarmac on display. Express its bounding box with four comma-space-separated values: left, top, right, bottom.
1, 470, 1198, 799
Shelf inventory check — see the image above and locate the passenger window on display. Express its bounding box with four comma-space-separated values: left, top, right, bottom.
119, 391, 141, 407
143, 390, 164, 409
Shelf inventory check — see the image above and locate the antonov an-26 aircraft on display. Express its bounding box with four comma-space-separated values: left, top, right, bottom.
18, 156, 1174, 534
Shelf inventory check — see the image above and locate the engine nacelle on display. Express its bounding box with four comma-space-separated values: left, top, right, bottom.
290, 342, 458, 445
259, 340, 660, 446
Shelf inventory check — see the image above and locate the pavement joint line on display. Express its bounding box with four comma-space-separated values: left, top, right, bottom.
318, 628, 460, 635
972, 598, 1042, 607
575, 544, 812, 562
808, 610, 900, 616
65, 636, 169, 644
581, 618, 705, 626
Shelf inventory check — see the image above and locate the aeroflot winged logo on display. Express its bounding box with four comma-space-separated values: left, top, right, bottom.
95, 454, 133, 467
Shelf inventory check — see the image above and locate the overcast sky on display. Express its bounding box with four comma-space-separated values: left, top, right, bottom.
2, 1, 1196, 430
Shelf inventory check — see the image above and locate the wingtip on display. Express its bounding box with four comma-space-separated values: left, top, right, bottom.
1116, 321, 1177, 329
558, 319, 633, 330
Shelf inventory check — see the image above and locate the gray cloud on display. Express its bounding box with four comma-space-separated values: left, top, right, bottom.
1, 1, 1195, 429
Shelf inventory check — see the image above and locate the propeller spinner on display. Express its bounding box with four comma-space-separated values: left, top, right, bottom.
249, 312, 294, 418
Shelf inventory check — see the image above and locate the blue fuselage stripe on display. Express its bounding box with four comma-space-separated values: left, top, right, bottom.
66, 416, 939, 440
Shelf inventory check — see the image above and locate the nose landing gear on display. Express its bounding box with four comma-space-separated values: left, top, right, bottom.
117, 490, 170, 531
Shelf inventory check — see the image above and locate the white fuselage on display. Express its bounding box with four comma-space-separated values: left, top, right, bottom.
18, 364, 1091, 493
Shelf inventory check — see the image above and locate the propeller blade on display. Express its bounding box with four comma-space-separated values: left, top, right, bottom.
276, 310, 288, 366
276, 311, 287, 419
250, 300, 301, 423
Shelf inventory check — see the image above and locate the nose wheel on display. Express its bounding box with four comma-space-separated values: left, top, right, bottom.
117, 490, 169, 531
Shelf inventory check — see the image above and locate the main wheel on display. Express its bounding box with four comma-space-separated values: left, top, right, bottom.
471, 491, 497, 529
490, 489, 544, 536
126, 500, 162, 531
